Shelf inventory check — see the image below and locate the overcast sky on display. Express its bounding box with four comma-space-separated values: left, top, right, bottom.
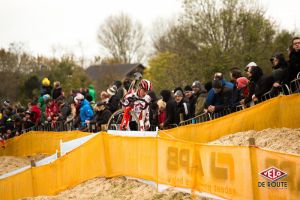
0, 0, 299, 61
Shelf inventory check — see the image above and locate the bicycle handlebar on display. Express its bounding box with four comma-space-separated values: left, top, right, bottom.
120, 96, 149, 110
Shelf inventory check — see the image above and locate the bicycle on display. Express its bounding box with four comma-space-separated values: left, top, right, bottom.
107, 74, 153, 131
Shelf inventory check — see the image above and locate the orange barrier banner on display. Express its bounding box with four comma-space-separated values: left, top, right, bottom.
0, 131, 90, 156
160, 94, 300, 143
0, 133, 299, 200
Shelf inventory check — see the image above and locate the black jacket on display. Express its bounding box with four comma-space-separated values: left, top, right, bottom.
288, 50, 300, 81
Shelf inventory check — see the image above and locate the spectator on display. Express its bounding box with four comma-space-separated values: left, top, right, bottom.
236, 77, 249, 99
41, 77, 52, 96
87, 102, 112, 131
52, 81, 63, 100
23, 111, 35, 130
270, 52, 288, 85
246, 66, 274, 103
205, 79, 233, 114
206, 72, 234, 109
106, 85, 120, 113
160, 89, 177, 129
148, 91, 159, 129
192, 81, 207, 116
157, 99, 166, 129
100, 91, 110, 103
174, 88, 189, 124
30, 100, 41, 125
88, 85, 96, 102
288, 37, 300, 81
74, 93, 94, 128
183, 85, 196, 118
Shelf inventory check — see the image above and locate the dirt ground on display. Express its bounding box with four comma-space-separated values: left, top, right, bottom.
208, 128, 300, 155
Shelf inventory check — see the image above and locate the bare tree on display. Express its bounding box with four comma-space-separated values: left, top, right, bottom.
97, 13, 145, 63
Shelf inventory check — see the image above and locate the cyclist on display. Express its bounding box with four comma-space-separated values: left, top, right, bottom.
121, 79, 152, 131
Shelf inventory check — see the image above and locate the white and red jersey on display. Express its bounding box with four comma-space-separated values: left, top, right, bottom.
123, 92, 151, 131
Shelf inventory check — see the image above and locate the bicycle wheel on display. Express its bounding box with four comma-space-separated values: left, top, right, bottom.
107, 109, 140, 131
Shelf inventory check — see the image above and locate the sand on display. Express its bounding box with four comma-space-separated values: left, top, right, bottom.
22, 177, 211, 200
208, 128, 300, 155
0, 154, 49, 175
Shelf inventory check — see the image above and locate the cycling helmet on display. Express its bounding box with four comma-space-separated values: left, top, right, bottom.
139, 79, 153, 91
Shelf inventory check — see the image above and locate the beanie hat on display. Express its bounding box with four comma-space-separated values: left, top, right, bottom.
160, 90, 171, 102
74, 93, 84, 104
43, 94, 51, 101
192, 81, 201, 88
184, 85, 193, 92
107, 85, 117, 96
3, 100, 10, 107
42, 77, 50, 86
245, 62, 257, 72
174, 90, 183, 97
236, 77, 249, 89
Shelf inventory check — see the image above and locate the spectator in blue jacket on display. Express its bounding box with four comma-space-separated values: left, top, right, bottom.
205, 72, 234, 107
74, 93, 94, 128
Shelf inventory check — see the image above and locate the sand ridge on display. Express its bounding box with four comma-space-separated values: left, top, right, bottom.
208, 128, 300, 155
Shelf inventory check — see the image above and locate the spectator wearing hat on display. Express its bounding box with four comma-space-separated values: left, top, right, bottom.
41, 77, 52, 96
160, 89, 177, 129
206, 72, 234, 109
174, 87, 189, 124
191, 81, 207, 116
88, 102, 112, 131
30, 100, 41, 125
74, 93, 94, 128
269, 52, 289, 95
242, 66, 274, 105
23, 111, 35, 130
88, 85, 96, 102
205, 79, 233, 114
106, 85, 120, 113
244, 62, 258, 73
184, 85, 196, 118
236, 77, 249, 99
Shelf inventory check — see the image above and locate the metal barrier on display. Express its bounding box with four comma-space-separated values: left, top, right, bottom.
179, 112, 211, 126
290, 78, 300, 94
260, 84, 291, 102
210, 108, 232, 120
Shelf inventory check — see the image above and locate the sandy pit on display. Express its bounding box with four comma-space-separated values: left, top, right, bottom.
22, 176, 212, 200
209, 128, 300, 155
0, 154, 49, 175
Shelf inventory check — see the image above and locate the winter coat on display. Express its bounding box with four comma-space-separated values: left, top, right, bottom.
288, 50, 300, 81
52, 87, 63, 100
107, 95, 120, 114
174, 100, 189, 124
160, 90, 177, 128
88, 85, 96, 102
210, 87, 233, 112
30, 105, 41, 124
79, 99, 94, 127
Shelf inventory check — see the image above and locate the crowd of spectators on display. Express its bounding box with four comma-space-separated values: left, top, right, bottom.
1, 37, 300, 139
